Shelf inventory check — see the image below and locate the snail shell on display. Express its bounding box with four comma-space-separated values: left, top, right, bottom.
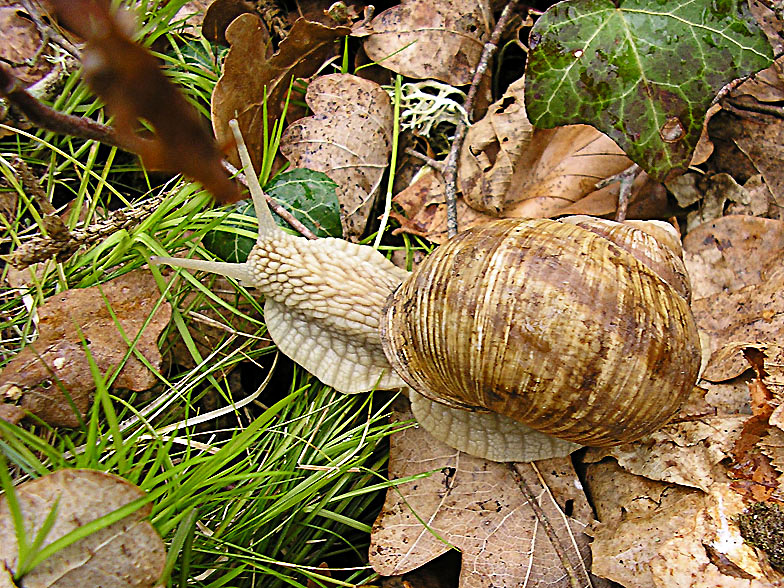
380, 217, 701, 450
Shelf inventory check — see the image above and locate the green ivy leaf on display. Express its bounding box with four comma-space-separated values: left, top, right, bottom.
203, 169, 342, 263
525, 0, 773, 181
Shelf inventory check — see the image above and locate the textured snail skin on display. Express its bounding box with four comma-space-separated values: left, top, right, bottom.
381, 218, 702, 451
152, 120, 701, 463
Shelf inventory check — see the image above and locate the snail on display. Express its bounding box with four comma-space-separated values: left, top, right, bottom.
151, 120, 701, 463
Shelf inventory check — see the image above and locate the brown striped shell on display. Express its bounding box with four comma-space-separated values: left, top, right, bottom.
380, 217, 701, 448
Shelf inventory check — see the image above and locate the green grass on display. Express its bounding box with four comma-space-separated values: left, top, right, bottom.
0, 2, 422, 586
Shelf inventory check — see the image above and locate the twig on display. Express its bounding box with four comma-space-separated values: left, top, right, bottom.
595, 163, 640, 222
222, 161, 318, 240
19, 0, 81, 59
9, 196, 164, 270
0, 63, 123, 149
509, 463, 583, 588
405, 147, 445, 173
443, 0, 525, 237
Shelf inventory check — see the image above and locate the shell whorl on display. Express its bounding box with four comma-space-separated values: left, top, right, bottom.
381, 217, 701, 448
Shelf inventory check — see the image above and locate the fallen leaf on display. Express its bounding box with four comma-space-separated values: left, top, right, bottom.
0, 0, 59, 85
586, 416, 749, 492
649, 485, 776, 587
683, 215, 784, 300
50, 0, 239, 203
732, 109, 784, 209
588, 459, 706, 588
280, 73, 393, 237
369, 401, 594, 588
211, 13, 350, 173
735, 55, 784, 103
503, 125, 632, 218
458, 76, 532, 215
0, 469, 165, 588
201, 0, 258, 45
352, 0, 491, 85
390, 168, 491, 243
0, 270, 171, 427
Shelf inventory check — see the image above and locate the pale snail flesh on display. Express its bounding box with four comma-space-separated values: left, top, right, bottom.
152, 120, 702, 463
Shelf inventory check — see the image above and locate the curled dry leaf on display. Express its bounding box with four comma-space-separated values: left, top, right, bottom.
587, 460, 777, 587
369, 401, 594, 588
391, 168, 490, 243
585, 416, 749, 491
352, 0, 491, 85
0, 270, 171, 427
211, 13, 350, 173
503, 125, 633, 218
280, 73, 393, 237
458, 76, 532, 215
0, 469, 165, 588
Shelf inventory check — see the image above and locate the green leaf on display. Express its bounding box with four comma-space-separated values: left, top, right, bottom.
525, 0, 773, 181
203, 169, 342, 262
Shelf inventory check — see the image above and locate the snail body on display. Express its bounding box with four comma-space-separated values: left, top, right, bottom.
152, 121, 701, 462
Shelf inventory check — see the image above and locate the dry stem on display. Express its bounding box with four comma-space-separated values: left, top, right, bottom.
443, 0, 525, 237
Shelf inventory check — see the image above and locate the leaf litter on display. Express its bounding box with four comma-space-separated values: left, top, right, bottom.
0, 271, 170, 427
4, 0, 784, 586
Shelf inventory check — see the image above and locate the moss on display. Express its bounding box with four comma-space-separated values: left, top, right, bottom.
737, 502, 784, 572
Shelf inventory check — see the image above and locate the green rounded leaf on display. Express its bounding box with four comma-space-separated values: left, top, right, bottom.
525, 0, 773, 181
203, 169, 342, 263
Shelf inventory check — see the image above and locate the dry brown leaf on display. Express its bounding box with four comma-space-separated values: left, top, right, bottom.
503, 125, 632, 218
649, 484, 778, 587
352, 0, 491, 85
211, 13, 350, 172
369, 401, 593, 588
585, 416, 749, 491
458, 76, 532, 215
50, 0, 239, 203
588, 466, 778, 588
280, 73, 393, 237
587, 459, 706, 588
0, 469, 165, 588
0, 1, 59, 85
694, 278, 784, 386
0, 270, 171, 427
736, 55, 784, 104
683, 215, 784, 300
729, 110, 784, 211
201, 0, 257, 45
391, 168, 491, 243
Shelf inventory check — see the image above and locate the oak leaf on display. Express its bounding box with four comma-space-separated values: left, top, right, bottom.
211, 13, 350, 173
352, 0, 491, 85
369, 402, 594, 588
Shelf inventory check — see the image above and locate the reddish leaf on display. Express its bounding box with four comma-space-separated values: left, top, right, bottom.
49, 0, 239, 202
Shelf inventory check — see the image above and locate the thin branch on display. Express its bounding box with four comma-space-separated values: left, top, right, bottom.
443, 0, 525, 237
594, 163, 640, 222
0, 63, 123, 148
405, 147, 445, 173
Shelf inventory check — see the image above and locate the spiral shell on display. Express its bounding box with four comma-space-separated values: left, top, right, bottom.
380, 218, 701, 448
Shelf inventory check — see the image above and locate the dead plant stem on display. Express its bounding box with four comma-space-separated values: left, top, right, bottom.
444, 0, 525, 237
